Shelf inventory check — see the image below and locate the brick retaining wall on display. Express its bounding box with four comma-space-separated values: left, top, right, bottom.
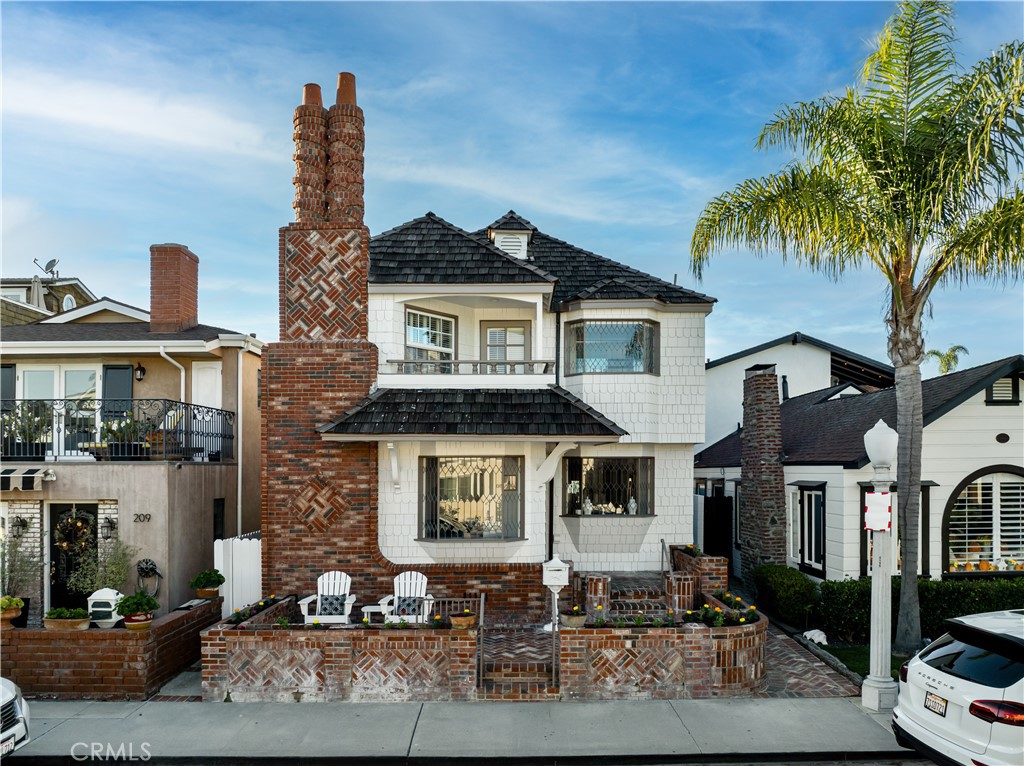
671, 546, 728, 594
2, 600, 221, 700
559, 607, 766, 700
202, 614, 477, 703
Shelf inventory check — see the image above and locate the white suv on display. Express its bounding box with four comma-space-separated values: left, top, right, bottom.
892, 609, 1024, 766
0, 678, 31, 757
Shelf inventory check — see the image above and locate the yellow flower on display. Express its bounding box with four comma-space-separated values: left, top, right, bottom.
714, 607, 722, 613
686, 610, 693, 615
362, 617, 369, 624
258, 601, 265, 606
725, 593, 731, 598
739, 618, 746, 623
270, 594, 276, 599
667, 609, 675, 615
464, 608, 471, 614
703, 604, 710, 609
596, 605, 604, 611
313, 619, 319, 625
749, 605, 757, 611
572, 605, 580, 613
233, 608, 240, 613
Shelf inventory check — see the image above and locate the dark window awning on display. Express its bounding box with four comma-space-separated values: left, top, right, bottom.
318, 387, 627, 442
1, 467, 46, 492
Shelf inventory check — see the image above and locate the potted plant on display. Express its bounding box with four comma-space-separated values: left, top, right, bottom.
1, 526, 42, 627
66, 538, 137, 628
450, 608, 477, 629
0, 404, 51, 460
189, 568, 225, 598
559, 604, 587, 628
115, 591, 159, 631
44, 606, 92, 632
0, 595, 24, 630
101, 412, 150, 460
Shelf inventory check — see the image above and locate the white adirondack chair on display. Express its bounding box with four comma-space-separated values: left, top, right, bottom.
378, 571, 435, 624
298, 571, 356, 625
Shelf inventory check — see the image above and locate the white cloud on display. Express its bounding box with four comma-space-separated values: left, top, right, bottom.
3, 69, 278, 161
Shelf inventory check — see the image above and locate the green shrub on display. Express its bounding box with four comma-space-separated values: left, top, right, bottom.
918, 577, 1024, 641
115, 591, 159, 617
816, 578, 879, 643
189, 568, 225, 589
46, 607, 90, 620
753, 564, 819, 628
813, 576, 1024, 645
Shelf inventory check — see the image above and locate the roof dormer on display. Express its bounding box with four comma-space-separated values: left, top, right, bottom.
487, 210, 536, 260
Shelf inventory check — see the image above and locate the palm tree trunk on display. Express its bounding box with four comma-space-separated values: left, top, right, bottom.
889, 306, 924, 655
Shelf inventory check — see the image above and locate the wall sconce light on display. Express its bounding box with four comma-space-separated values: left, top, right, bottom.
11, 516, 28, 539
100, 517, 118, 541
42, 468, 57, 482
134, 362, 147, 382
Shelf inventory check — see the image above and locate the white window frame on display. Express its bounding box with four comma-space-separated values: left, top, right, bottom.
799, 487, 825, 573
405, 308, 455, 361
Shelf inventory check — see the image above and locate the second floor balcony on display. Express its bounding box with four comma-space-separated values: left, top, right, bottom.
379, 358, 556, 389
0, 398, 235, 462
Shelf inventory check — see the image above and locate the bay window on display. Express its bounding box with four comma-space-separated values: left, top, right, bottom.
565, 320, 658, 375
563, 457, 654, 516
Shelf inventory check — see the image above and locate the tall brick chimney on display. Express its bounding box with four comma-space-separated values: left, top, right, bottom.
740, 364, 788, 585
263, 73, 379, 598
149, 244, 199, 333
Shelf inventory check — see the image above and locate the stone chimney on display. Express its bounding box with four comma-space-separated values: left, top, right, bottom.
149, 244, 199, 333
740, 364, 788, 585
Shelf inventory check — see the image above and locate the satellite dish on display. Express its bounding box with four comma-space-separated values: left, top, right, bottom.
44, 258, 60, 274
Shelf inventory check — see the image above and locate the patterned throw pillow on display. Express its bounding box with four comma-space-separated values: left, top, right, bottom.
319, 594, 347, 616
395, 596, 423, 617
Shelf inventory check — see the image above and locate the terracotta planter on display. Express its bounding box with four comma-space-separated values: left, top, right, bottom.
123, 612, 154, 631
450, 613, 477, 629
195, 588, 220, 599
44, 617, 91, 632
560, 613, 587, 628
0, 606, 22, 630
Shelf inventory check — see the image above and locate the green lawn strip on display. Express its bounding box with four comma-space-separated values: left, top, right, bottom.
818, 644, 907, 680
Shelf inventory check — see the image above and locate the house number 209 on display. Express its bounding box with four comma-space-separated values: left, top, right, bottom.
133, 514, 152, 523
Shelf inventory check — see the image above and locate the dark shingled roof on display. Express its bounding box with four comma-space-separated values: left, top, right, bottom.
475, 214, 715, 309
696, 355, 1024, 469
1, 322, 239, 343
369, 213, 554, 285
319, 387, 627, 439
488, 211, 536, 232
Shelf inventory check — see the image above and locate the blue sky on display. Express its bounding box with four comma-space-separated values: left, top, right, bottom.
3, 1, 1022, 370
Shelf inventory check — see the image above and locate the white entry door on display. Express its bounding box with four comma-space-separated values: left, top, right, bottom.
190, 362, 222, 459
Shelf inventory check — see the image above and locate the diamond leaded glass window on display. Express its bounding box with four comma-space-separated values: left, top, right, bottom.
565, 320, 658, 375
421, 457, 523, 540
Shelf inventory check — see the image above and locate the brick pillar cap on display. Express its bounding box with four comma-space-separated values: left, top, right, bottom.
302, 83, 323, 107
336, 72, 356, 106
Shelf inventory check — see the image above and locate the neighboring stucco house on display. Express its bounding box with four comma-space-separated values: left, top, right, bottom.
1, 274, 97, 326
1, 245, 264, 623
694, 356, 1024, 583
262, 74, 714, 620
701, 332, 894, 451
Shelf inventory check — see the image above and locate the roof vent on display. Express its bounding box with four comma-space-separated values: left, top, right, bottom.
492, 232, 529, 259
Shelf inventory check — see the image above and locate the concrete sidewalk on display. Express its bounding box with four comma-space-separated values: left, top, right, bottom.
11, 696, 908, 764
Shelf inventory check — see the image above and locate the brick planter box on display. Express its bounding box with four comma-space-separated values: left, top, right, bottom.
559, 610, 766, 700
202, 602, 477, 703
671, 545, 728, 594
1, 599, 222, 700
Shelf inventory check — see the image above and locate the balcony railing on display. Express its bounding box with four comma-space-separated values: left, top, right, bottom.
384, 359, 555, 375
0, 398, 235, 462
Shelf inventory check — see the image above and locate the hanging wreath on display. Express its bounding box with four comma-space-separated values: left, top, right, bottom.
54, 506, 94, 555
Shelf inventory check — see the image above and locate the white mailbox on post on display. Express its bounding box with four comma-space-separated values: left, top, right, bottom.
542, 556, 569, 593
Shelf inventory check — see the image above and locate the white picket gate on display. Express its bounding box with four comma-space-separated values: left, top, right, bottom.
214, 531, 262, 618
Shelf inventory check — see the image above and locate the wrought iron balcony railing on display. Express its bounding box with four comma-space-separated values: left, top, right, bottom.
0, 398, 235, 462
384, 359, 555, 375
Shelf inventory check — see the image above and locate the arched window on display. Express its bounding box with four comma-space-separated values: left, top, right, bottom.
944, 467, 1024, 573
62, 294, 77, 311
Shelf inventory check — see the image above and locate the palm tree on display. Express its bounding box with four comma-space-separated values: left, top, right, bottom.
690, 1, 1024, 653
925, 344, 968, 374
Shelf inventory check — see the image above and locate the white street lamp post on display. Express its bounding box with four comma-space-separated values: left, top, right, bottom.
861, 419, 900, 711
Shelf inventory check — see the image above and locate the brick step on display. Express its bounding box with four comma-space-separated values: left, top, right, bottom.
478, 679, 561, 701
483, 661, 552, 682
610, 598, 669, 617
609, 584, 665, 601
607, 571, 665, 601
